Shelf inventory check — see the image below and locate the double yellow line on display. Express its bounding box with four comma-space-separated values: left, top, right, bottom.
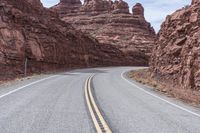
85, 76, 112, 133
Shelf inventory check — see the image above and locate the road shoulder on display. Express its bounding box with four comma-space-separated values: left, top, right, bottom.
128, 69, 200, 107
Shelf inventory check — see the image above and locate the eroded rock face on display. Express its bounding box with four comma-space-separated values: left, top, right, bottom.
112, 0, 129, 14
0, 0, 139, 80
132, 3, 144, 18
151, 1, 200, 90
192, 0, 200, 4
27, 0, 43, 8
81, 0, 108, 12
51, 0, 81, 15
51, 0, 156, 65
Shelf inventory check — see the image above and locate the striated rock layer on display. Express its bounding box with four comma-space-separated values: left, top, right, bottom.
0, 0, 140, 80
151, 1, 200, 90
51, 0, 156, 64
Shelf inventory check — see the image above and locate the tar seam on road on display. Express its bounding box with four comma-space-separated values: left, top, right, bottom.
84, 75, 112, 133
121, 71, 200, 118
0, 75, 59, 99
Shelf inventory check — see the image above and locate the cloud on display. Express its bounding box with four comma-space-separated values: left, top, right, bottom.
41, 0, 191, 32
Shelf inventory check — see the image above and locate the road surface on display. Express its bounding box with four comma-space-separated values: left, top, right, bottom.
0, 67, 200, 133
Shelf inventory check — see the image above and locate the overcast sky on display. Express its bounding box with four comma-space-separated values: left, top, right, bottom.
41, 0, 191, 32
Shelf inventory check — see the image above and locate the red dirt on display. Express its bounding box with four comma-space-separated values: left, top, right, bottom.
128, 69, 200, 107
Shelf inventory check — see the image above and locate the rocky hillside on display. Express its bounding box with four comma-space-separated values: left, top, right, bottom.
51, 0, 156, 62
151, 0, 200, 90
0, 0, 140, 80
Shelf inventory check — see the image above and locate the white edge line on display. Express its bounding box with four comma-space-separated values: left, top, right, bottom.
121, 71, 200, 118
0, 75, 58, 99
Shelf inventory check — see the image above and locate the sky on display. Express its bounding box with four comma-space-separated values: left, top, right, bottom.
41, 0, 191, 32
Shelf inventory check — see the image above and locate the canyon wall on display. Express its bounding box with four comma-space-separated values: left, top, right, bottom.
51, 0, 156, 64
151, 0, 200, 90
0, 0, 139, 80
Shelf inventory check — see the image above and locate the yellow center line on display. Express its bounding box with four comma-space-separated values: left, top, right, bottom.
85, 75, 112, 133
85, 77, 102, 133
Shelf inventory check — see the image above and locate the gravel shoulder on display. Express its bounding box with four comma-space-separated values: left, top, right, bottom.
128, 69, 200, 107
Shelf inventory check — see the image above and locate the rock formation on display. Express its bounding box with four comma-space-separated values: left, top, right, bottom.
132, 3, 144, 18
0, 0, 140, 80
151, 1, 200, 90
27, 0, 43, 8
80, 0, 113, 13
192, 0, 200, 4
51, 0, 156, 64
112, 0, 129, 14
52, 0, 82, 15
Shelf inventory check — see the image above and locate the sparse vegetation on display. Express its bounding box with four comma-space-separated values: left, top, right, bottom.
128, 69, 200, 107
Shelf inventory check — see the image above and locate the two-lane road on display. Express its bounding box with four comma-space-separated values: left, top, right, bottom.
0, 67, 200, 133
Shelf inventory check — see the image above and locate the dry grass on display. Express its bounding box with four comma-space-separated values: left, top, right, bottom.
0, 74, 39, 87
128, 69, 200, 107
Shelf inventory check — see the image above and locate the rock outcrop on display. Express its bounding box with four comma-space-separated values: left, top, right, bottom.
51, 0, 156, 64
112, 0, 129, 14
0, 0, 140, 80
132, 3, 144, 18
192, 0, 200, 4
151, 1, 200, 90
80, 0, 113, 13
27, 0, 43, 8
52, 0, 82, 15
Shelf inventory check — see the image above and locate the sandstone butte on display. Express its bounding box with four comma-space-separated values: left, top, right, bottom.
51, 0, 156, 63
0, 0, 147, 80
150, 0, 200, 90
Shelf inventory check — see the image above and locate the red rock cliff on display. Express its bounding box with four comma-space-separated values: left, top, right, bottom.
0, 0, 139, 80
53, 0, 82, 14
51, 0, 156, 65
151, 1, 200, 90
192, 0, 200, 4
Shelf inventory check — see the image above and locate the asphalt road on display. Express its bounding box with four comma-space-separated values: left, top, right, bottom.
0, 67, 200, 133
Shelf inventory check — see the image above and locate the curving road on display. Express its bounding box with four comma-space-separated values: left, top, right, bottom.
0, 67, 200, 133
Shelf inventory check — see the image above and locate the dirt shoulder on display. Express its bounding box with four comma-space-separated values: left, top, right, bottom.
128, 69, 200, 107
0, 67, 78, 86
